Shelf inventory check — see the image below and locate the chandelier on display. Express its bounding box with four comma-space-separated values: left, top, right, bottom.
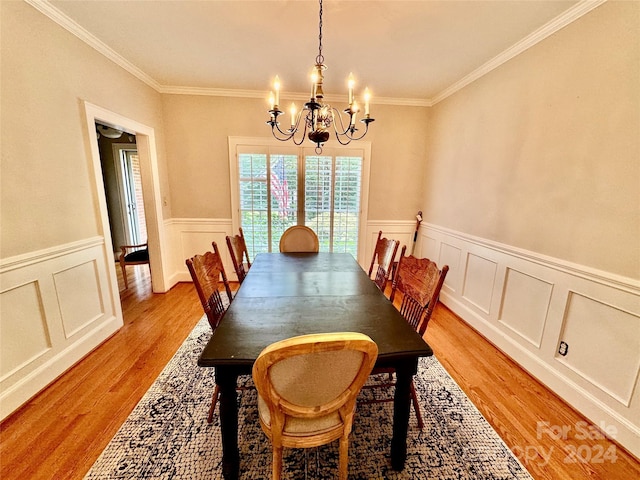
266, 0, 374, 153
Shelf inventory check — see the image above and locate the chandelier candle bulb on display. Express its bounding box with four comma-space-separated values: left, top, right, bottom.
273, 76, 281, 107
351, 101, 358, 126
364, 88, 371, 116
290, 103, 297, 129
348, 73, 355, 105
269, 92, 275, 111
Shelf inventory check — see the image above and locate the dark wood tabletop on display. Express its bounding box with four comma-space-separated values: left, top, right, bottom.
198, 252, 433, 479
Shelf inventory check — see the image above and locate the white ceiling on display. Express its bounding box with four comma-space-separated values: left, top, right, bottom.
40, 0, 593, 105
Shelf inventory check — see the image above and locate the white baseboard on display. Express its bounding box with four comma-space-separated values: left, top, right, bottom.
0, 314, 121, 419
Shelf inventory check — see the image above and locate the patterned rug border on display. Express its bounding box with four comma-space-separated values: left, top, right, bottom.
84, 316, 533, 479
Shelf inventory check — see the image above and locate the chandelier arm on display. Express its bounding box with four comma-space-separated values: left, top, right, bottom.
268, 113, 308, 145
291, 116, 309, 145
342, 121, 371, 141
329, 107, 354, 136
269, 118, 293, 138
290, 131, 307, 146
333, 131, 353, 146
272, 109, 304, 137
270, 126, 307, 145
269, 124, 294, 142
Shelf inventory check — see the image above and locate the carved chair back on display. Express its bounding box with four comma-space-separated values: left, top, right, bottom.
390, 246, 449, 335
367, 230, 400, 291
226, 227, 252, 283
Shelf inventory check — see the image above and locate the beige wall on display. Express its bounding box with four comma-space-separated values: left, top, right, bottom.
5, 0, 636, 280
422, 1, 639, 279
162, 95, 429, 220
0, 1, 168, 258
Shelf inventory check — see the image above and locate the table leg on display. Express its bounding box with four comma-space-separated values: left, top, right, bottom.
391, 359, 418, 470
217, 367, 240, 480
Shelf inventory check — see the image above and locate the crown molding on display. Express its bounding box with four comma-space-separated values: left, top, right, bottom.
25, 0, 162, 92
430, 0, 607, 105
159, 86, 263, 98
160, 85, 432, 107
26, 0, 604, 109
375, 97, 433, 108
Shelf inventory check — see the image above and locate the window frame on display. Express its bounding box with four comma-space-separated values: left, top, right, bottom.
228, 137, 371, 264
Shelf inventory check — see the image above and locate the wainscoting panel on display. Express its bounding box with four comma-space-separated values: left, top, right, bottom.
420, 234, 438, 261
165, 219, 234, 284
438, 242, 462, 294
462, 253, 498, 315
419, 223, 640, 459
54, 260, 105, 339
498, 268, 553, 348
0, 237, 122, 420
0, 280, 51, 380
558, 291, 640, 407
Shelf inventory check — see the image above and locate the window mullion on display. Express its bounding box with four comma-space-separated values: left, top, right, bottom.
297, 147, 305, 226
266, 152, 272, 252
329, 154, 336, 252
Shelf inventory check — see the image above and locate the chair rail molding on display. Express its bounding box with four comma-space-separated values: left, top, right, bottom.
417, 222, 640, 459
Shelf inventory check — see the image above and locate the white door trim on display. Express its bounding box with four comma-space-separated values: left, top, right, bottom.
83, 101, 169, 293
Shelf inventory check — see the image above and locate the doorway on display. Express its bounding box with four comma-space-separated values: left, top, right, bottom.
96, 124, 150, 292
85, 101, 168, 302
95, 123, 146, 258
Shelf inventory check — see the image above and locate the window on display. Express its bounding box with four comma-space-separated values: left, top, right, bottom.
230, 138, 370, 262
112, 144, 147, 246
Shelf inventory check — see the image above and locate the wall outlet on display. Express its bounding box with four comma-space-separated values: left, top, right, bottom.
558, 341, 569, 356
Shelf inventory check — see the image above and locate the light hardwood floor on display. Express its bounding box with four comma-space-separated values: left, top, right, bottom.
0, 266, 638, 479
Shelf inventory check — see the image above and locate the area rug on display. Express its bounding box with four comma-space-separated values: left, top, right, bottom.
84, 317, 533, 479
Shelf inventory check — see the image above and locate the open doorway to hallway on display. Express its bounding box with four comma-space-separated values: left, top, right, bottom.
95, 122, 149, 292
85, 101, 168, 297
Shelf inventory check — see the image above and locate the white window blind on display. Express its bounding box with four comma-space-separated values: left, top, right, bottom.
234, 143, 366, 259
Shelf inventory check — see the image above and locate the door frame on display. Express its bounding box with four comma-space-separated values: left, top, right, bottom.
84, 101, 169, 294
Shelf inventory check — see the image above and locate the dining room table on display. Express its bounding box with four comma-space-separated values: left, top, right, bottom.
198, 252, 433, 479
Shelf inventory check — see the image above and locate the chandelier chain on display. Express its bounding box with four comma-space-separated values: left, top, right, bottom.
316, 0, 324, 65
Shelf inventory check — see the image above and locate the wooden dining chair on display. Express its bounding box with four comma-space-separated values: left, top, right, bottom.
365, 245, 449, 429
186, 241, 234, 423
390, 246, 450, 337
118, 242, 150, 289
252, 332, 378, 480
226, 227, 251, 283
367, 230, 400, 292
279, 225, 319, 253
